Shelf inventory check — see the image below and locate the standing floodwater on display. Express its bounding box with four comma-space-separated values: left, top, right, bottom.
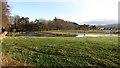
76, 34, 118, 37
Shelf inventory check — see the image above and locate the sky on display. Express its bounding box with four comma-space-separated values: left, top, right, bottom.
8, 0, 119, 25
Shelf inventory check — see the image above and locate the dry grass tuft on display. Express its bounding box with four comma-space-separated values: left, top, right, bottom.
2, 53, 24, 66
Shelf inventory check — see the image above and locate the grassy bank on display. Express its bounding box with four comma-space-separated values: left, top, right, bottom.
2, 36, 119, 66
41, 30, 118, 34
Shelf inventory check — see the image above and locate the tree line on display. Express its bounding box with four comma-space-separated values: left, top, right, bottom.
8, 15, 97, 32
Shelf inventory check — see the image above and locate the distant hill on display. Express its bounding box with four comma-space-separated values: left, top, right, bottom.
82, 19, 118, 25
97, 24, 119, 30
81, 19, 119, 29
99, 24, 118, 28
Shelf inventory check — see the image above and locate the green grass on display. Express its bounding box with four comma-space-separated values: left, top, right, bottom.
2, 36, 120, 66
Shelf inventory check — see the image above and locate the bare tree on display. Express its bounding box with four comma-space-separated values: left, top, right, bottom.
1, 0, 9, 28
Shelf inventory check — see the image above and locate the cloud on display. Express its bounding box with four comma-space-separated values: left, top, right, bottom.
81, 0, 119, 20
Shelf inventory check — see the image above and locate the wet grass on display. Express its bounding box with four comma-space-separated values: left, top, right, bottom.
2, 36, 119, 66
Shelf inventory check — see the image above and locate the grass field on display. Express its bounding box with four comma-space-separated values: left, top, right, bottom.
2, 36, 120, 66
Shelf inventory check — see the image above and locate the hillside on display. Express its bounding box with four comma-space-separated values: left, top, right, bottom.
98, 24, 118, 29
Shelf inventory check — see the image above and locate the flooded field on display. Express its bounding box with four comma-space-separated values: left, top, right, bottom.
76, 34, 119, 37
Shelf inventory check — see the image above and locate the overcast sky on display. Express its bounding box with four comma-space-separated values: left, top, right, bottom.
8, 0, 119, 25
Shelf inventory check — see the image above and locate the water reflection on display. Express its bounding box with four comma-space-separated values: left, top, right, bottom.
76, 34, 118, 37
